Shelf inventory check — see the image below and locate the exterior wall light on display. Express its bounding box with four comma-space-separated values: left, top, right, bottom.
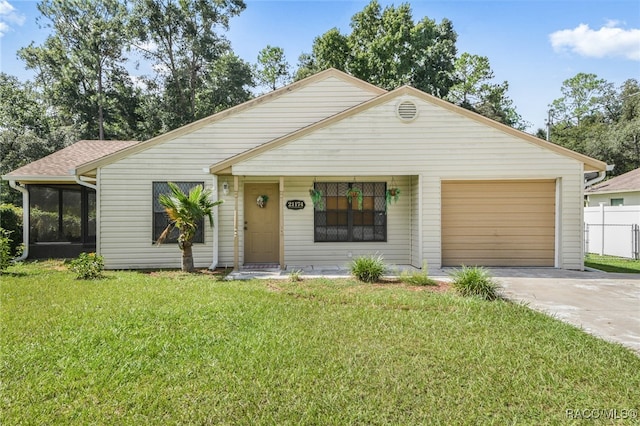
222, 180, 229, 196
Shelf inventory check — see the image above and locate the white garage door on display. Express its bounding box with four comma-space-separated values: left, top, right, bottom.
442, 180, 556, 267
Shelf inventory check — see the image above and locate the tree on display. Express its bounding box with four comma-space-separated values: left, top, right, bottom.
130, 0, 246, 130
447, 53, 526, 129
547, 74, 639, 176
295, 0, 457, 97
157, 182, 222, 272
255, 45, 291, 92
610, 79, 640, 174
550, 73, 616, 126
18, 0, 134, 140
196, 53, 254, 117
0, 73, 78, 205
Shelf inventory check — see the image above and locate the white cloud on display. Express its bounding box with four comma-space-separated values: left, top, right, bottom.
550, 22, 640, 61
0, 0, 25, 38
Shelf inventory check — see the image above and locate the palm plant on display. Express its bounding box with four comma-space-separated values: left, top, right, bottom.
157, 182, 222, 272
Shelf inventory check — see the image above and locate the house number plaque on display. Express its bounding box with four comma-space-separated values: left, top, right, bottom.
286, 200, 306, 210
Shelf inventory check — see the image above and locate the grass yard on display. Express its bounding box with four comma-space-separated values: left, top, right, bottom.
585, 253, 640, 273
2, 261, 639, 425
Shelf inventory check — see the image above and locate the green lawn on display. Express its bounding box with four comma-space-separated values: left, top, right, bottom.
2, 261, 639, 425
585, 253, 640, 273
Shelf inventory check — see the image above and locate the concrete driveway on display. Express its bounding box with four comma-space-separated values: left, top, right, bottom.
486, 268, 640, 355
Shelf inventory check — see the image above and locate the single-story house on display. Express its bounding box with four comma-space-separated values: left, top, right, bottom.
586, 167, 640, 206
3, 69, 606, 270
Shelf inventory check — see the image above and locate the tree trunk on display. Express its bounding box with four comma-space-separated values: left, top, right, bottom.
181, 240, 194, 272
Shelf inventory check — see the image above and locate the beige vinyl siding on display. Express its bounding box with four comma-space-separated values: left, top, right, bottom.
441, 180, 556, 267
99, 77, 379, 269
233, 95, 587, 269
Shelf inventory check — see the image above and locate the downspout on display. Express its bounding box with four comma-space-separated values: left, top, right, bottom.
8, 180, 29, 262
74, 175, 97, 191
584, 164, 614, 189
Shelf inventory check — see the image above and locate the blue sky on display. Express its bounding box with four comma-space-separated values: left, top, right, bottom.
1, 0, 639, 132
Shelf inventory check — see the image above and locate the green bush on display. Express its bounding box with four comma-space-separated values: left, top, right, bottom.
449, 265, 500, 301
399, 262, 437, 286
0, 228, 13, 272
0, 204, 23, 256
69, 252, 104, 280
350, 254, 386, 283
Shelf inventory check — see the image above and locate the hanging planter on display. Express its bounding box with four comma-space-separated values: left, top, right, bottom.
346, 186, 363, 210
256, 194, 269, 208
386, 187, 401, 207
309, 188, 324, 210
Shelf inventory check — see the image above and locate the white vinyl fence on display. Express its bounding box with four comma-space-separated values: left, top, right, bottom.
584, 204, 640, 259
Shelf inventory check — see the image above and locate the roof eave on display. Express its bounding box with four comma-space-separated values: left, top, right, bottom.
2, 175, 77, 183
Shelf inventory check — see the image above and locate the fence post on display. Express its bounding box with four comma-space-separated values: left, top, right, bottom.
599, 203, 606, 256
631, 223, 640, 260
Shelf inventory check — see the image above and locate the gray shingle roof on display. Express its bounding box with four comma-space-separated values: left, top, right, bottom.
4, 140, 139, 179
586, 167, 640, 193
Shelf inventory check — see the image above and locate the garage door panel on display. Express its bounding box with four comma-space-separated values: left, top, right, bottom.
442, 180, 555, 267
444, 214, 553, 227
444, 255, 554, 267
443, 227, 555, 237
443, 201, 555, 213
445, 235, 554, 245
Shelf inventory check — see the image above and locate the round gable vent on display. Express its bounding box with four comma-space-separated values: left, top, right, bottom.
397, 100, 418, 122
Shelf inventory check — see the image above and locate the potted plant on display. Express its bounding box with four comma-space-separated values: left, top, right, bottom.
257, 194, 269, 208
346, 186, 363, 210
386, 187, 401, 207
309, 188, 324, 210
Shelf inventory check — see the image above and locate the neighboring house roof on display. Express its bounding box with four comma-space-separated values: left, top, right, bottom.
210, 84, 607, 174
3, 140, 139, 182
74, 69, 386, 176
586, 167, 640, 194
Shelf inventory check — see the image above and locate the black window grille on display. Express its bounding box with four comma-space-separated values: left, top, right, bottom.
153, 182, 205, 244
314, 182, 387, 242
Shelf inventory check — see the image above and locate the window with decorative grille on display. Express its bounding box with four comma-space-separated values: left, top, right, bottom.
313, 182, 387, 242
152, 182, 205, 244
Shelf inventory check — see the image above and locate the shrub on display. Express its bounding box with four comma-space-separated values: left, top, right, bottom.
0, 228, 13, 272
399, 261, 437, 286
289, 269, 303, 282
449, 265, 500, 301
69, 252, 104, 280
0, 204, 23, 256
350, 254, 386, 283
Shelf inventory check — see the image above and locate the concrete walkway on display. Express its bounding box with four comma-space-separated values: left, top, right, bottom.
227, 265, 640, 355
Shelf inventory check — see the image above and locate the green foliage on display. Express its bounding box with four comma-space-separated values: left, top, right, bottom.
296, 0, 457, 97
289, 269, 303, 282
0, 204, 23, 256
549, 76, 640, 176
0, 228, 14, 271
157, 182, 223, 272
346, 186, 363, 210
69, 252, 104, 279
18, 0, 134, 140
256, 45, 291, 92
449, 265, 500, 300
447, 53, 526, 129
130, 0, 246, 130
350, 254, 386, 283
309, 188, 324, 210
399, 262, 436, 286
